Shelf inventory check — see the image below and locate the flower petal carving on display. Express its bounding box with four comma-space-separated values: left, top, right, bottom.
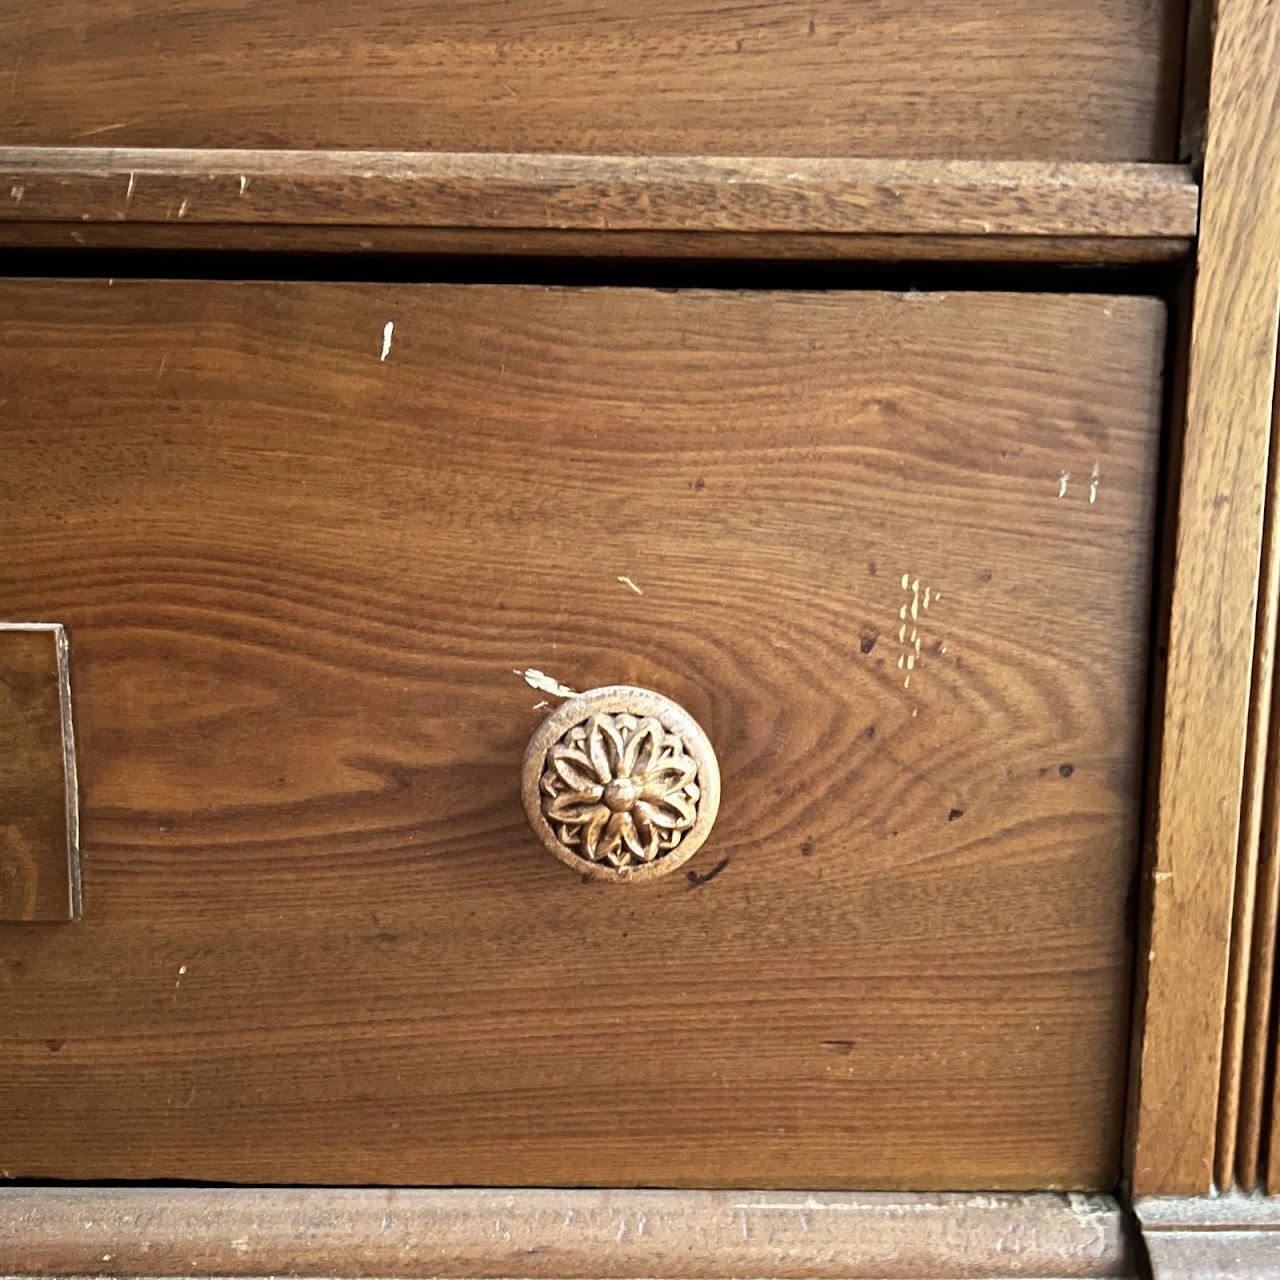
635, 794, 695, 831
581, 805, 611, 859
549, 747, 604, 792
545, 792, 605, 824
538, 709, 704, 871
621, 718, 664, 778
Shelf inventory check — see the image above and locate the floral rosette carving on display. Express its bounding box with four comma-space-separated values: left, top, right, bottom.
538, 712, 701, 868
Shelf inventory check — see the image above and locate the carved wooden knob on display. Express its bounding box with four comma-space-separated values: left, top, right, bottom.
522, 686, 721, 883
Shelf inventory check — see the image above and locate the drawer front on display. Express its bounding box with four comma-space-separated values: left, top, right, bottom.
5, 1, 1184, 161
0, 282, 1164, 1188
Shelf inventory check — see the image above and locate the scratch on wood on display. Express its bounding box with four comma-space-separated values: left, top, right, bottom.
1058, 471, 1070, 498
9, 185, 22, 202
1089, 462, 1100, 504
617, 575, 643, 595
381, 320, 394, 361
514, 668, 577, 699
177, 198, 189, 219
239, 176, 249, 197
897, 575, 935, 689
75, 121, 129, 139
125, 172, 135, 203
686, 857, 730, 887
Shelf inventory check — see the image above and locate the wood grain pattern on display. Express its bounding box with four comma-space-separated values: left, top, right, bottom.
0, 282, 1164, 1187
0, 222, 1199, 264
0, 151, 1201, 240
0, 624, 79, 922
1129, 0, 1280, 1197
0, 1188, 1135, 1279
0, 1, 1186, 162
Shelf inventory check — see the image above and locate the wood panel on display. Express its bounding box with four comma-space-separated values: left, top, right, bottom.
0, 1, 1186, 162
1128, 0, 1280, 1196
0, 1188, 1135, 1279
0, 623, 79, 922
0, 282, 1164, 1187
0, 152, 1201, 239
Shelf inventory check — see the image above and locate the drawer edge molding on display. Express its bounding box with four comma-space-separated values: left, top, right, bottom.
0, 621, 80, 923
0, 150, 1199, 240
0, 1188, 1135, 1279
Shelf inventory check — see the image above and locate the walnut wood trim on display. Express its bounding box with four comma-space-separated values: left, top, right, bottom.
0, 150, 1198, 244
1129, 0, 1280, 1196
0, 1189, 1135, 1279
0, 222, 1195, 263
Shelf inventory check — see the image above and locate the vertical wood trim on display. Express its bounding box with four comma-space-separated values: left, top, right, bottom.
1267, 962, 1280, 1189
1217, 330, 1280, 1188
1131, 0, 1280, 1195
0, 622, 80, 922
1254, 350, 1280, 1187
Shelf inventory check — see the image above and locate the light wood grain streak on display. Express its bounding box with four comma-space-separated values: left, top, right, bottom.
0, 151, 1200, 238
0, 1188, 1135, 1278
1131, 0, 1280, 1195
0, 0, 1185, 162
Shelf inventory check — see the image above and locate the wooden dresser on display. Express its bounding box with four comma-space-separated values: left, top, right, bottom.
1, 2, 1278, 1276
